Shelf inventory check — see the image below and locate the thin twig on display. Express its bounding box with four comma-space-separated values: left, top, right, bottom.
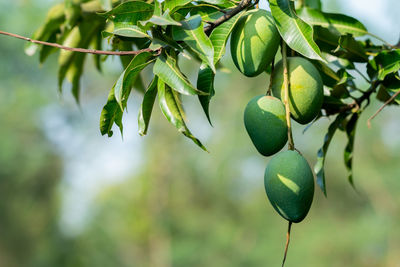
367, 90, 400, 128
204, 0, 257, 35
0, 30, 159, 56
282, 221, 292, 267
281, 40, 295, 150
0, 0, 255, 55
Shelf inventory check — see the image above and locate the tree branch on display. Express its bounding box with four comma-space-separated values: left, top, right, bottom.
0, 0, 256, 55
204, 0, 256, 35
367, 90, 400, 128
0, 30, 158, 56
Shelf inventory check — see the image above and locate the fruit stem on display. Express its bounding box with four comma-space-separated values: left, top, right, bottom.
281, 40, 295, 151
281, 221, 293, 267
266, 57, 275, 95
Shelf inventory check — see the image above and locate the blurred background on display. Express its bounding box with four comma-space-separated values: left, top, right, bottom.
0, 0, 400, 266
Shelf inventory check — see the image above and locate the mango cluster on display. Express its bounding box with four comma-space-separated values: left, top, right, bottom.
231, 10, 323, 223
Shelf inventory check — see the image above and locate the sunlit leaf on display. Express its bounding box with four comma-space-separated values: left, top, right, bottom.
269, 0, 324, 61
172, 15, 216, 72
209, 11, 245, 64
298, 7, 368, 37
190, 5, 224, 23
102, 1, 153, 38
101, 1, 154, 22
147, 1, 182, 26
153, 51, 206, 95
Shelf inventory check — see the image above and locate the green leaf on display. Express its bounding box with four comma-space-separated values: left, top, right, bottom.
172, 15, 216, 72
164, 0, 192, 13
311, 60, 340, 87
304, 0, 321, 10
58, 21, 100, 92
313, 26, 340, 54
92, 31, 103, 72
114, 52, 154, 110
66, 52, 86, 103
190, 5, 224, 23
344, 112, 359, 187
197, 64, 215, 125
133, 74, 146, 93
209, 11, 245, 64
103, 1, 153, 38
334, 34, 368, 62
65, 0, 81, 29
314, 113, 346, 196
113, 24, 150, 38
369, 49, 400, 80
25, 3, 65, 56
330, 68, 354, 98
322, 96, 348, 115
145, 1, 181, 26
100, 86, 124, 137
297, 7, 368, 37
101, 1, 154, 22
138, 77, 158, 136
39, 32, 58, 64
158, 79, 208, 151
377, 75, 400, 104
201, 0, 231, 5
153, 52, 206, 95
269, 0, 324, 61
150, 30, 184, 51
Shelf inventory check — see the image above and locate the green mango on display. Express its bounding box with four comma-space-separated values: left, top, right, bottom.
264, 150, 314, 223
230, 9, 280, 77
244, 95, 287, 156
271, 57, 323, 124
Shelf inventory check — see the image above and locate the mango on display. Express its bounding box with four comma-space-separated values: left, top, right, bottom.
230, 10, 280, 77
244, 95, 287, 156
271, 57, 323, 124
264, 150, 314, 223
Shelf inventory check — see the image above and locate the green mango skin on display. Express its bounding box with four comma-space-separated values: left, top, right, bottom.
271, 57, 323, 124
264, 150, 314, 223
244, 95, 288, 156
230, 10, 280, 77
